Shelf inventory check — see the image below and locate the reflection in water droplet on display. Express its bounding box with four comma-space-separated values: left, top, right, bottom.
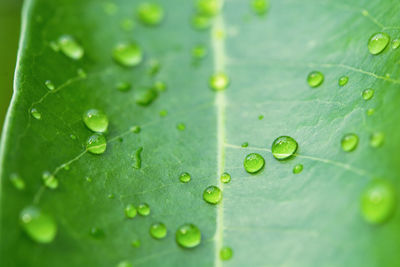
10, 173, 25, 190
31, 108, 41, 120
362, 88, 374, 100
83, 109, 108, 133
176, 223, 201, 248
307, 71, 324, 88
220, 172, 231, 183
58, 35, 84, 60
113, 43, 143, 67
220, 246, 233, 260
179, 172, 191, 183
20, 206, 57, 243
341, 133, 358, 152
243, 153, 265, 173
86, 133, 107, 154
150, 222, 167, 239
368, 32, 390, 55
370, 132, 385, 148
138, 3, 164, 26
271, 136, 298, 160
338, 76, 348, 86
203, 185, 222, 204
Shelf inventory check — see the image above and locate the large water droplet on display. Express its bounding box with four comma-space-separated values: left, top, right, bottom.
135, 89, 158, 106
220, 172, 231, 183
86, 133, 107, 154
150, 222, 167, 239
203, 185, 222, 204
338, 76, 348, 86
362, 88, 374, 100
341, 133, 358, 152
31, 108, 41, 120
307, 71, 324, 88
42, 171, 58, 189
138, 203, 150, 216
251, 0, 269, 15
271, 136, 298, 160
196, 0, 221, 17
176, 223, 201, 248
293, 164, 303, 174
361, 178, 396, 224
179, 172, 191, 183
368, 32, 390, 55
370, 132, 385, 148
209, 73, 229, 91
83, 109, 108, 133
125, 204, 137, 219
113, 43, 143, 67
45, 80, 55, 90
10, 173, 25, 190
220, 246, 233, 261
20, 206, 57, 243
137, 3, 164, 26
243, 153, 265, 173
58, 35, 84, 60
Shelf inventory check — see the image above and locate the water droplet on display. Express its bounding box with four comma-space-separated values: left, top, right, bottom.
137, 3, 164, 26
31, 108, 41, 120
83, 109, 108, 133
220, 172, 231, 183
241, 142, 249, 148
113, 43, 143, 67
271, 136, 298, 160
192, 44, 208, 59
150, 222, 167, 239
177, 123, 186, 131
176, 223, 201, 248
135, 89, 158, 106
125, 204, 137, 219
90, 227, 105, 239
57, 35, 84, 60
138, 203, 150, 216
154, 81, 167, 92
77, 68, 87, 78
220, 246, 233, 261
130, 125, 141, 133
209, 73, 229, 91
86, 176, 92, 183
370, 132, 385, 148
10, 173, 25, 190
70, 134, 77, 140
251, 0, 269, 15
108, 193, 115, 199
203, 185, 222, 204
63, 164, 70, 171
338, 76, 348, 86
258, 115, 264, 120
368, 32, 390, 55
293, 164, 303, 174
361, 178, 396, 224
243, 153, 265, 173
120, 18, 135, 31
116, 82, 131, 92
362, 88, 374, 100
132, 147, 143, 169
307, 71, 324, 88
20, 206, 57, 243
45, 80, 55, 90
117, 261, 132, 267
86, 133, 107, 154
392, 39, 400, 49
159, 109, 168, 117
196, 0, 221, 17
42, 171, 58, 189
131, 239, 141, 247
367, 108, 375, 116
191, 14, 212, 30
179, 172, 191, 183
341, 133, 358, 152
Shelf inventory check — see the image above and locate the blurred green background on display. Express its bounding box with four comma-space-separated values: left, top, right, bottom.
0, 0, 22, 134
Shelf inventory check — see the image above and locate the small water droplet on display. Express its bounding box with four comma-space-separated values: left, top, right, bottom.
367, 108, 375, 116
132, 147, 143, 169
341, 133, 358, 152
159, 109, 168, 117
108, 193, 115, 199
176, 223, 201, 248
177, 123, 186, 131
83, 109, 108, 133
90, 227, 105, 239
120, 18, 135, 31
135, 89, 158, 106
203, 185, 222, 204
86, 133, 107, 155
42, 171, 58, 189
392, 39, 400, 49
77, 68, 87, 78
338, 76, 348, 86
191, 14, 212, 30
113, 43, 143, 67
138, 203, 150, 216
220, 246, 233, 261
251, 0, 269, 15
125, 204, 137, 218
63, 164, 70, 171
293, 164, 303, 174
196, 0, 221, 17
179, 172, 191, 183
86, 176, 92, 183
137, 3, 164, 26
150, 222, 167, 239
131, 239, 141, 248
271, 136, 298, 160
154, 81, 167, 92
130, 125, 141, 133
307, 71, 324, 88
192, 44, 208, 59
117, 261, 132, 267
57, 35, 84, 60
20, 206, 57, 243
241, 142, 249, 148
362, 88, 374, 100
116, 82, 131, 92
70, 134, 77, 140
31, 108, 41, 120
209, 73, 229, 91
220, 172, 231, 183
45, 80, 55, 90
258, 115, 264, 120
10, 173, 25, 190
243, 153, 265, 173
361, 178, 396, 224
368, 32, 390, 55
370, 132, 385, 148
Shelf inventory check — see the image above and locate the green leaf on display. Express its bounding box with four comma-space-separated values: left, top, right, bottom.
1, 0, 400, 266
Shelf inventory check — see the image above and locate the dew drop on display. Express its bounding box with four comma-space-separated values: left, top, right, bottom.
307, 71, 324, 88
131, 239, 141, 248
137, 3, 164, 26
130, 125, 141, 133
243, 153, 265, 173
338, 76, 348, 86
366, 108, 375, 116
196, 0, 221, 17
77, 68, 87, 78
154, 81, 167, 92
192, 44, 208, 59
45, 80, 55, 90
209, 73, 229, 91
86, 176, 92, 183
108, 193, 115, 199
241, 142, 249, 148
31, 108, 41, 120
90, 227, 105, 239
191, 14, 212, 30
251, 0, 269, 15
113, 43, 143, 67
176, 223, 201, 248
132, 147, 143, 169
159, 109, 168, 117
177, 123, 186, 131
42, 171, 58, 189
83, 109, 108, 133
220, 246, 233, 261
57, 35, 84, 60
20, 206, 57, 243
293, 164, 303, 174
10, 173, 25, 190
361, 178, 396, 224
135, 89, 158, 106
138, 203, 150, 216
392, 39, 400, 49
220, 172, 231, 183
116, 82, 131, 92
86, 133, 107, 155
370, 132, 385, 148
368, 32, 390, 55
179, 172, 191, 183
258, 115, 264, 120
150, 222, 167, 239
271, 136, 298, 160
203, 185, 222, 204
125, 204, 137, 219
362, 88, 374, 100
117, 261, 132, 267
341, 133, 358, 152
